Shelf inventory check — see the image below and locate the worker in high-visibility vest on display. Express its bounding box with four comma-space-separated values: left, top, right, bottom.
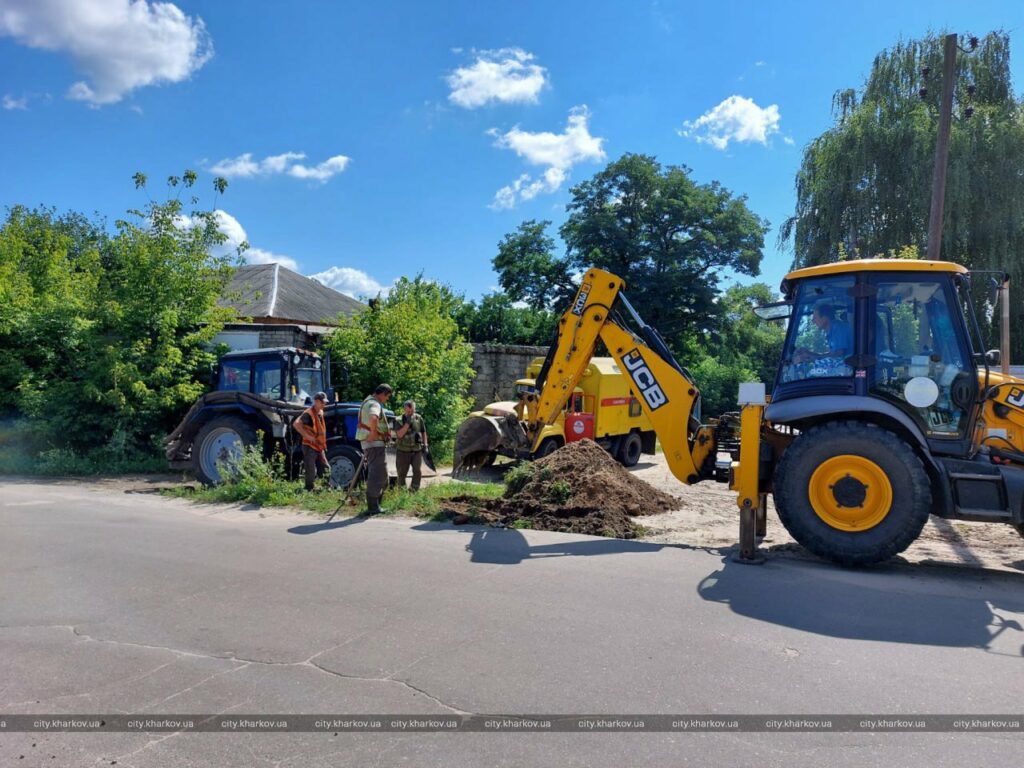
293, 391, 329, 491
355, 383, 393, 513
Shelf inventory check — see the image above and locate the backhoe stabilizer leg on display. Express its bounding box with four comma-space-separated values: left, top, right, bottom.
730, 388, 766, 564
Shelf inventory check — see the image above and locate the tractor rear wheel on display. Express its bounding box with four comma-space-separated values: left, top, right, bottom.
193, 416, 258, 485
772, 421, 931, 566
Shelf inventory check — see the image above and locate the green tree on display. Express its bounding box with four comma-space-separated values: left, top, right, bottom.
689, 283, 786, 416
492, 220, 574, 311
325, 276, 474, 460
0, 171, 236, 466
560, 154, 767, 349
454, 293, 557, 345
781, 31, 1024, 352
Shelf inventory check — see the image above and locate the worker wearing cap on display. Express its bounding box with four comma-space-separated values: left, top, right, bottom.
355, 383, 393, 514
293, 391, 329, 492
395, 400, 428, 492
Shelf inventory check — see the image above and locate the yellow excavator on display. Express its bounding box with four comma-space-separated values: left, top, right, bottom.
457, 261, 1024, 566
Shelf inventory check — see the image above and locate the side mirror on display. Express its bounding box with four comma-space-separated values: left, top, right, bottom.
986, 349, 1001, 366
988, 278, 1001, 307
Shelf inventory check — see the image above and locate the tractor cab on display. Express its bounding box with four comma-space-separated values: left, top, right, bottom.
769, 260, 985, 458
214, 347, 329, 406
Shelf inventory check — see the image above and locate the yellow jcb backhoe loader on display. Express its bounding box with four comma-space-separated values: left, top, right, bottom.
457, 261, 1024, 566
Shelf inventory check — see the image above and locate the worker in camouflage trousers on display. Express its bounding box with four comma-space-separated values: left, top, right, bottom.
395, 400, 428, 492
355, 383, 393, 514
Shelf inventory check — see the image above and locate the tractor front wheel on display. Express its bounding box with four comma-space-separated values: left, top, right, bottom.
327, 444, 363, 489
772, 421, 931, 566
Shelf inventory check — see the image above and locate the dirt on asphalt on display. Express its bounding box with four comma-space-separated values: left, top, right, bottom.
442, 439, 679, 538
448, 447, 1024, 573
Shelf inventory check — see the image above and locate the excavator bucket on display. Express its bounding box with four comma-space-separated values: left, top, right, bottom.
453, 412, 529, 471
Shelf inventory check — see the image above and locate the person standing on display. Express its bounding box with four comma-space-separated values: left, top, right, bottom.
355, 383, 393, 513
293, 391, 329, 492
395, 400, 428, 492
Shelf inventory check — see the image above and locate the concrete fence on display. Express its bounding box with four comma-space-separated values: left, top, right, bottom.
468, 343, 548, 409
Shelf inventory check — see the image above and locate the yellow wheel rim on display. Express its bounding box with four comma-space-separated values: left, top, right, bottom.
808, 455, 893, 531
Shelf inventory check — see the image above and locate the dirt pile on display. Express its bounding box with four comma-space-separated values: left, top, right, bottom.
446, 439, 683, 538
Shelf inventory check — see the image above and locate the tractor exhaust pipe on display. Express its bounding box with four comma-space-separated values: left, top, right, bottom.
1000, 276, 1010, 377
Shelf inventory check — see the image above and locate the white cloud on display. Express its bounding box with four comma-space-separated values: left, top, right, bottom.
209, 152, 350, 184
204, 210, 299, 271
489, 106, 605, 209
447, 47, 548, 108
0, 0, 212, 106
679, 95, 781, 150
2, 94, 27, 110
286, 155, 351, 182
309, 266, 390, 299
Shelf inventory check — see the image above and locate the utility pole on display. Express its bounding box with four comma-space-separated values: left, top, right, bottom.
926, 33, 958, 262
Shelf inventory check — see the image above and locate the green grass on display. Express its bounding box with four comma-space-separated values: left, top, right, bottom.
164, 477, 504, 518
0, 445, 169, 476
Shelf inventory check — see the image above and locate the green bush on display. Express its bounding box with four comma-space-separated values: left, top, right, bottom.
547, 479, 572, 505
0, 171, 236, 466
326, 276, 474, 460
504, 462, 534, 497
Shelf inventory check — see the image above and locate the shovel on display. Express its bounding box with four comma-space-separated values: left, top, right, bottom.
325, 454, 366, 524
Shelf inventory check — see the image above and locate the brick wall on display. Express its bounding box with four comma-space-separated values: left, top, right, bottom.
257, 325, 317, 350
468, 343, 548, 409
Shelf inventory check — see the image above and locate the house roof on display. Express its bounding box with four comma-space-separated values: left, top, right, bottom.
219, 263, 364, 325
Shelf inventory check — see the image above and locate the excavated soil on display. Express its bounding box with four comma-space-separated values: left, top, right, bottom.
443, 439, 682, 538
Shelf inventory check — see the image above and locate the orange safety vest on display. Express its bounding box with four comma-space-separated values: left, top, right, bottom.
300, 407, 327, 451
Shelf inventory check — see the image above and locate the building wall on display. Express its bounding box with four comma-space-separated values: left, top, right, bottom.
468, 343, 548, 409
257, 325, 318, 350
214, 323, 320, 352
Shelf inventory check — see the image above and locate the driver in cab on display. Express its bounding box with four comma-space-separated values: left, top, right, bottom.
794, 301, 852, 363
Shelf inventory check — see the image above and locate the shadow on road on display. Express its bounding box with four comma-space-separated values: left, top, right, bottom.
698, 554, 1024, 652
287, 515, 370, 535
411, 521, 682, 565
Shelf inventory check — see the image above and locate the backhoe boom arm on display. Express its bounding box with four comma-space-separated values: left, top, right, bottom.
526, 268, 715, 485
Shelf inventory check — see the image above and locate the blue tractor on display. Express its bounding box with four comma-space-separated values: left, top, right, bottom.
165, 347, 381, 486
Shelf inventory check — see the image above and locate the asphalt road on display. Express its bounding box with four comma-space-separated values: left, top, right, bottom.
1, 478, 1023, 767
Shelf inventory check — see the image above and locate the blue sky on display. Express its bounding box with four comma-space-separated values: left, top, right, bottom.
1, 0, 1020, 301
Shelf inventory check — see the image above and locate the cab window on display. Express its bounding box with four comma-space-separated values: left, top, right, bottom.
780, 276, 855, 383
253, 360, 283, 399
871, 278, 970, 436
219, 360, 251, 391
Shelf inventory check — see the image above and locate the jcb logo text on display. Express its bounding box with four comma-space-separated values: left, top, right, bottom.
623, 349, 668, 411
572, 283, 591, 316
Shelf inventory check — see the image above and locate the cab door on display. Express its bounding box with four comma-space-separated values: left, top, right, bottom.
867, 273, 977, 454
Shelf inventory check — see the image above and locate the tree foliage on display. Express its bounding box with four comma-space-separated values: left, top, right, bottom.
325, 276, 474, 460
492, 221, 574, 312
691, 283, 787, 415
492, 154, 768, 353
454, 293, 557, 345
781, 31, 1024, 352
0, 172, 236, 464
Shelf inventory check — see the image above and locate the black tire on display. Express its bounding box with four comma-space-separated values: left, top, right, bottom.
772, 421, 931, 566
192, 416, 258, 486
326, 444, 362, 489
618, 431, 643, 467
535, 438, 562, 459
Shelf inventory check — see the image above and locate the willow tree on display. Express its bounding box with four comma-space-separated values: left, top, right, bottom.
781, 32, 1024, 351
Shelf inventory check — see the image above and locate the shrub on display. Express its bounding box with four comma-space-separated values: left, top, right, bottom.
547, 479, 572, 505
504, 462, 535, 497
